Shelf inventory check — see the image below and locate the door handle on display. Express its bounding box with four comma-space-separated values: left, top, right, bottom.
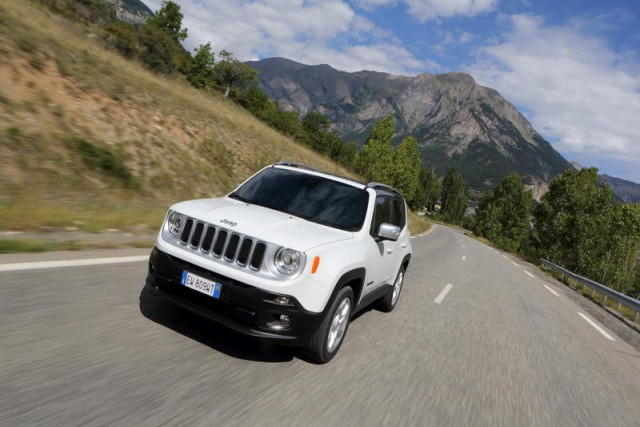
401, 243, 407, 248
387, 248, 393, 254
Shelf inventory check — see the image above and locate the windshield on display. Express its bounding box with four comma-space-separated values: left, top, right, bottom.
230, 168, 369, 231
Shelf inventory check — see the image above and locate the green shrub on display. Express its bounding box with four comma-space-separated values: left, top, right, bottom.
68, 137, 138, 188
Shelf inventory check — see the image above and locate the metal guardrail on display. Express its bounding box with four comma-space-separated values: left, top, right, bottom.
540, 259, 640, 322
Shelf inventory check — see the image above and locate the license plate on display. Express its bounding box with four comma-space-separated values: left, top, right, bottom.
180, 270, 222, 299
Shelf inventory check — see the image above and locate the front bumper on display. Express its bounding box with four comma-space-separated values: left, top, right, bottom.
145, 247, 323, 346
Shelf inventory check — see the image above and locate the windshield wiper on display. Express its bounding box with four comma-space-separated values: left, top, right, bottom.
228, 192, 251, 203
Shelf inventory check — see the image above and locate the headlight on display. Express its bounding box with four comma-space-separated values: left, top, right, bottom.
274, 247, 302, 275
167, 211, 184, 235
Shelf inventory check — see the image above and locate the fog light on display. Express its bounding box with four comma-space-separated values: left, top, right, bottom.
265, 313, 292, 330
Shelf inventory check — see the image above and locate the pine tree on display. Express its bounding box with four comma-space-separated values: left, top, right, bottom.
357, 116, 394, 183
440, 168, 467, 223
390, 136, 421, 202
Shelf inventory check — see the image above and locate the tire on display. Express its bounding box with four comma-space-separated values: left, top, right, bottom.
303, 287, 354, 364
378, 265, 405, 313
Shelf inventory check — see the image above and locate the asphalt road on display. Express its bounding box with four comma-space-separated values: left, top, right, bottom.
2, 225, 640, 426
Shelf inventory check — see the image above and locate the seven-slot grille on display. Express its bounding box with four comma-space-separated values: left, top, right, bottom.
178, 218, 267, 271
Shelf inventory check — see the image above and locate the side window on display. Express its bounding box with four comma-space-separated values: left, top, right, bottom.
390, 199, 406, 229
371, 196, 392, 237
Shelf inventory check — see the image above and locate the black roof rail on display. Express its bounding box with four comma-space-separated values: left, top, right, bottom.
367, 182, 401, 196
274, 161, 318, 172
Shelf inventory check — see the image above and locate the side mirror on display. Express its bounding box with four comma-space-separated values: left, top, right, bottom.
378, 223, 401, 241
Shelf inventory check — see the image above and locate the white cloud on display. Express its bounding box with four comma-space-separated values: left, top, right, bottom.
354, 0, 397, 10
145, 0, 432, 74
458, 31, 473, 43
404, 0, 498, 22
467, 14, 640, 180
435, 30, 475, 54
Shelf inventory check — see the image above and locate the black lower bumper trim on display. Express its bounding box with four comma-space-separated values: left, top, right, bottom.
145, 247, 322, 346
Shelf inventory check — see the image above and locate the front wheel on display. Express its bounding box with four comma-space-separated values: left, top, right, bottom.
303, 287, 353, 363
378, 265, 405, 312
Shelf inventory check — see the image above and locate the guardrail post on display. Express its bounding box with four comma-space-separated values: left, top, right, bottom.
617, 302, 622, 311
591, 289, 596, 297
635, 311, 639, 323
603, 295, 608, 304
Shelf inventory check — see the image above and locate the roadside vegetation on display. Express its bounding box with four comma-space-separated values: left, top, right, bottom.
469, 169, 640, 301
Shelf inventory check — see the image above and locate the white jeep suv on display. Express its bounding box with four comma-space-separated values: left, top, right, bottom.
145, 162, 412, 363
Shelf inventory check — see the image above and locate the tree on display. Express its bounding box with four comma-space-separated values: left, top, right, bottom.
104, 20, 138, 58
336, 141, 358, 168
592, 203, 640, 294
357, 116, 394, 183
239, 83, 274, 118
414, 167, 441, 211
147, 0, 188, 42
136, 24, 188, 74
440, 168, 467, 223
533, 168, 614, 272
186, 43, 215, 89
266, 109, 304, 139
389, 136, 421, 203
474, 172, 534, 252
213, 50, 258, 97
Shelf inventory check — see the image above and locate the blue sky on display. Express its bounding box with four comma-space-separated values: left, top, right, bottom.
145, 0, 640, 183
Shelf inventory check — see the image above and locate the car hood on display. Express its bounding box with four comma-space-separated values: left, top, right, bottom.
171, 197, 354, 252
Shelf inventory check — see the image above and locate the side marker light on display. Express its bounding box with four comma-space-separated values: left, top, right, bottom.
311, 256, 320, 274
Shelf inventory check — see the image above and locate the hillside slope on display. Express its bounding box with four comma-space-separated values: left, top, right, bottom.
600, 175, 640, 204
0, 0, 354, 232
249, 58, 574, 191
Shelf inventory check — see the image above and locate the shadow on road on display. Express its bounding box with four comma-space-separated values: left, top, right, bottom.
138, 286, 296, 363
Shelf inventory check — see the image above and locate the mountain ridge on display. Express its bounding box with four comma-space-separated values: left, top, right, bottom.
105, 0, 153, 24
248, 57, 574, 192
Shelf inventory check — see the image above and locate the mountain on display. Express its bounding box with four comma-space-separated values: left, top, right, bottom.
248, 57, 574, 192
600, 175, 640, 203
105, 0, 153, 24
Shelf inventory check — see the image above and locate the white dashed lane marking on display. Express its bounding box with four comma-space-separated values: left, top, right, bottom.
434, 283, 454, 304
543, 285, 560, 296
525, 271, 535, 278
578, 312, 616, 341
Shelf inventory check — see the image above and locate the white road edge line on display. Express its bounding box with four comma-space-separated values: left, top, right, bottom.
543, 285, 559, 296
502, 255, 508, 259
511, 261, 519, 267
525, 271, 535, 278
0, 255, 149, 272
434, 283, 454, 304
578, 312, 616, 341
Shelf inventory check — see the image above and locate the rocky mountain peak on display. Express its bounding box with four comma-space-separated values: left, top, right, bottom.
248, 58, 574, 192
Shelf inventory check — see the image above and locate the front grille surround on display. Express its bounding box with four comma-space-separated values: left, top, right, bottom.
162, 215, 304, 281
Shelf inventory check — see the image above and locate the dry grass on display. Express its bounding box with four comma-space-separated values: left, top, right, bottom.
408, 211, 430, 235
0, 0, 356, 232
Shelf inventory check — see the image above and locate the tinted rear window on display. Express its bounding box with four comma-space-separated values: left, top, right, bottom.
230, 168, 369, 231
